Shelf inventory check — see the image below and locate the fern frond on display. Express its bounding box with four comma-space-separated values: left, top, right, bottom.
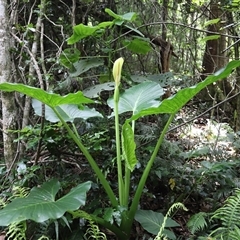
11, 186, 30, 199
6, 221, 26, 240
209, 188, 240, 240
70, 210, 107, 240
228, 225, 240, 240
84, 222, 107, 240
211, 188, 240, 228
154, 202, 187, 240
38, 236, 50, 240
187, 212, 208, 234
0, 198, 6, 208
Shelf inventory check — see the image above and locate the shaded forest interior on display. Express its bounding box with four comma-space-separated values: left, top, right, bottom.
0, 0, 240, 239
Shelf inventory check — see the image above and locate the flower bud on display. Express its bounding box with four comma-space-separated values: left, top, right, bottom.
112, 57, 124, 86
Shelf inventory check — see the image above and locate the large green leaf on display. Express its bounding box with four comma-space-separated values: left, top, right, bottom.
130, 60, 240, 121
70, 58, 104, 77
67, 24, 99, 44
135, 209, 179, 239
67, 22, 113, 44
107, 81, 164, 115
122, 38, 151, 54
0, 179, 91, 226
131, 72, 174, 87
0, 83, 93, 107
83, 82, 115, 98
122, 122, 137, 171
32, 100, 103, 123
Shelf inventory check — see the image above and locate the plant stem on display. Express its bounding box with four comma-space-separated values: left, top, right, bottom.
52, 107, 118, 207
114, 86, 124, 206
90, 215, 127, 239
122, 113, 175, 235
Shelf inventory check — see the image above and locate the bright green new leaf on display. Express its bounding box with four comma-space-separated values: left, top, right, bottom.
122, 122, 137, 171
122, 38, 151, 54
67, 21, 113, 44
0, 83, 93, 107
32, 100, 103, 123
135, 209, 179, 239
130, 60, 240, 121
204, 18, 220, 27
201, 35, 220, 42
107, 81, 164, 115
98, 21, 114, 28
105, 8, 121, 19
105, 8, 137, 22
70, 58, 104, 77
67, 24, 99, 44
0, 179, 91, 226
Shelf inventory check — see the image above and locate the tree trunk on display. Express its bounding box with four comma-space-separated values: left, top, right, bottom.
226, 11, 240, 131
200, 1, 229, 101
0, 0, 17, 169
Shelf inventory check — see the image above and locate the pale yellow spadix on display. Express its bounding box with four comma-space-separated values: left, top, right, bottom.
112, 57, 124, 87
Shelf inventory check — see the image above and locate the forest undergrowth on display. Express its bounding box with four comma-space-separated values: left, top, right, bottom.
1, 100, 240, 239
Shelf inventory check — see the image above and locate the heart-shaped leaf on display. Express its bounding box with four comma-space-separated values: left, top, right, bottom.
32, 100, 103, 123
135, 209, 179, 239
0, 179, 91, 226
70, 58, 104, 77
0, 83, 93, 107
83, 82, 115, 98
107, 81, 164, 115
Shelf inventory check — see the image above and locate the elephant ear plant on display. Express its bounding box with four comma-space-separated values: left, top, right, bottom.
0, 59, 239, 239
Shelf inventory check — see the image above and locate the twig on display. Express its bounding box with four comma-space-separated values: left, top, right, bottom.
168, 90, 240, 133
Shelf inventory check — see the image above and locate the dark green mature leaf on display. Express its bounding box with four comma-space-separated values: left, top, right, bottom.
122, 122, 137, 171
32, 100, 102, 122
107, 81, 164, 115
0, 179, 91, 226
70, 58, 104, 77
59, 48, 80, 69
130, 60, 240, 121
83, 82, 115, 98
135, 210, 179, 239
0, 83, 93, 107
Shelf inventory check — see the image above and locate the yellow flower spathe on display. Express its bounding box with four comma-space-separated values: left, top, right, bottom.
112, 57, 124, 86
